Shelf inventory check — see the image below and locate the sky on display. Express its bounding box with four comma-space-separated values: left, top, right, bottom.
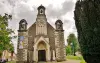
0, 0, 77, 53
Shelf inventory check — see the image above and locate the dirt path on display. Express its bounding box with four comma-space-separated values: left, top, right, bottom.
38, 60, 81, 63
62, 60, 80, 63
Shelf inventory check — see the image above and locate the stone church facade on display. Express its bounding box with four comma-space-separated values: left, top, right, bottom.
17, 5, 66, 63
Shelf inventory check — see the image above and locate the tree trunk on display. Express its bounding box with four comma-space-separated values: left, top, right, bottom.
74, 0, 100, 63
0, 51, 2, 59
11, 51, 14, 61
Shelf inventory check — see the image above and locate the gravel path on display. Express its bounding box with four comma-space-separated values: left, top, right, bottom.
38, 60, 80, 63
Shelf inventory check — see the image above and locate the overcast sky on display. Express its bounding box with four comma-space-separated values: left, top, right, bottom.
0, 0, 77, 53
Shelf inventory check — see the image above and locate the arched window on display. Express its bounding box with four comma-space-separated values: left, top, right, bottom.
40, 9, 43, 14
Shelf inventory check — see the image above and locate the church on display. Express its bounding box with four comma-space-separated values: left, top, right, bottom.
17, 5, 66, 63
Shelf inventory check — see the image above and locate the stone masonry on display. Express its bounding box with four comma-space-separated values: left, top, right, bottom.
17, 5, 66, 63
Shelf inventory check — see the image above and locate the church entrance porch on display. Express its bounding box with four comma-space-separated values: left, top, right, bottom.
33, 37, 51, 62
38, 50, 46, 61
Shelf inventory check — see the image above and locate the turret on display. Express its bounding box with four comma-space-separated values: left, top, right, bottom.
37, 5, 45, 15
36, 5, 47, 35
17, 19, 28, 63
55, 19, 63, 31
18, 19, 27, 32
55, 19, 66, 61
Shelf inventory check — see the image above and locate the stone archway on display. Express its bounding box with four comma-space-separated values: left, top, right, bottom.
33, 36, 51, 62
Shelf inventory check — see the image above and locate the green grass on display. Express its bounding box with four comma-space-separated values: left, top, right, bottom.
80, 60, 86, 63
67, 55, 83, 60
7, 61, 16, 63
7, 56, 86, 63
67, 55, 86, 63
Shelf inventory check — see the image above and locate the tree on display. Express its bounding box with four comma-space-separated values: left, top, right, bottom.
67, 33, 80, 56
0, 13, 14, 58
74, 0, 100, 63
66, 45, 72, 55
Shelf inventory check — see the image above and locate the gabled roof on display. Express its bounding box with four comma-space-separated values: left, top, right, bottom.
28, 22, 55, 30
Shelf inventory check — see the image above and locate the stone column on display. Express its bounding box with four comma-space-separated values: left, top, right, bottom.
53, 50, 56, 60
33, 46, 38, 62
47, 47, 51, 61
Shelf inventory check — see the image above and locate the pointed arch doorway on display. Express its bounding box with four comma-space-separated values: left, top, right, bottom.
33, 37, 51, 62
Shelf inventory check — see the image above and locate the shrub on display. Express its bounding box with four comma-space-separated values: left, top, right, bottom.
80, 60, 86, 63
66, 46, 72, 55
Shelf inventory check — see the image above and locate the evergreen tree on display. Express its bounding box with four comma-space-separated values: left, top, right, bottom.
74, 0, 100, 63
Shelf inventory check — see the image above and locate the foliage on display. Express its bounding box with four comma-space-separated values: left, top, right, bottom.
0, 53, 1, 57
67, 33, 80, 55
74, 0, 100, 63
9, 43, 14, 52
67, 33, 76, 45
66, 45, 72, 55
80, 60, 86, 63
0, 13, 14, 53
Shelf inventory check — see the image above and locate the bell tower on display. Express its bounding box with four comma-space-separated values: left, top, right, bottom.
36, 5, 47, 35
55, 19, 66, 61
38, 5, 45, 15
17, 19, 28, 63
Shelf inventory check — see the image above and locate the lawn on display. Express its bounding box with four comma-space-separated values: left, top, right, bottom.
67, 55, 83, 60
80, 60, 86, 63
7, 56, 86, 63
7, 61, 16, 63
67, 55, 86, 63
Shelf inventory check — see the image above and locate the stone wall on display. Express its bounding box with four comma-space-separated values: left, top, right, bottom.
17, 31, 28, 63
55, 31, 66, 62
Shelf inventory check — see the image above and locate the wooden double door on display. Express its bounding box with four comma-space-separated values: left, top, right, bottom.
38, 50, 46, 61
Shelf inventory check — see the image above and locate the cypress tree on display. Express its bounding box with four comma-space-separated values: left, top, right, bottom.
74, 0, 100, 63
